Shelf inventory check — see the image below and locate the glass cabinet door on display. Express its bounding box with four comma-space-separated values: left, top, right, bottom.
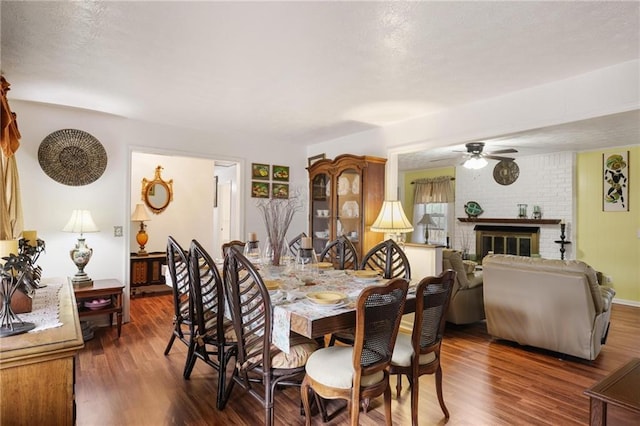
336, 168, 362, 255
310, 173, 330, 253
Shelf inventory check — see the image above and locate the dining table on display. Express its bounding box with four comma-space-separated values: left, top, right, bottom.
260, 265, 417, 353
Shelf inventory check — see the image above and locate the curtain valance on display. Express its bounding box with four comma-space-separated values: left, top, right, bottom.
413, 176, 454, 204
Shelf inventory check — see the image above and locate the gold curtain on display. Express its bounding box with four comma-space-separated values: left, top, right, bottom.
1, 76, 23, 239
413, 176, 454, 204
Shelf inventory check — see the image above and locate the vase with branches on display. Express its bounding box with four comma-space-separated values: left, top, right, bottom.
256, 189, 304, 266
459, 229, 472, 260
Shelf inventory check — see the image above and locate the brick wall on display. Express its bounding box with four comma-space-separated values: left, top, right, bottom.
455, 152, 574, 259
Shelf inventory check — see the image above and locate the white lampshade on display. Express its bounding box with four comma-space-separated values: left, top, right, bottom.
463, 156, 488, 169
62, 210, 99, 235
131, 204, 150, 222
371, 201, 414, 233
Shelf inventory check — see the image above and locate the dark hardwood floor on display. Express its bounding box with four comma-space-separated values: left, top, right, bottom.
76, 295, 640, 425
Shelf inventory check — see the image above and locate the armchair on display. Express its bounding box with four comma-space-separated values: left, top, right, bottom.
442, 249, 485, 324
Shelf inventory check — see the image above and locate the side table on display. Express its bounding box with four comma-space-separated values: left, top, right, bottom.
584, 357, 640, 425
73, 279, 124, 338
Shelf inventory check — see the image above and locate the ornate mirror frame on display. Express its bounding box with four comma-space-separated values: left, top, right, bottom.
141, 165, 174, 214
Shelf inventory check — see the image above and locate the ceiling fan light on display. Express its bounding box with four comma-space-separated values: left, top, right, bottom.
463, 156, 488, 169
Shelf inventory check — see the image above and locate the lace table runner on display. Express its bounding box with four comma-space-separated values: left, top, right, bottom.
17, 281, 64, 333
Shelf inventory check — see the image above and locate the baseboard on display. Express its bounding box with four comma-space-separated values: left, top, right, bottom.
612, 298, 640, 308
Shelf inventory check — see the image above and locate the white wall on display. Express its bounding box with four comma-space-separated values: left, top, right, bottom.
454, 152, 575, 259
13, 99, 308, 321
131, 152, 216, 255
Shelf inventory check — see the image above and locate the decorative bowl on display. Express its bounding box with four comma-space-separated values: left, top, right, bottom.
84, 299, 110, 310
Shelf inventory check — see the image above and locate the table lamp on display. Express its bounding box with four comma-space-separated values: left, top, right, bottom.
131, 204, 151, 256
62, 210, 99, 287
417, 213, 437, 244
370, 200, 414, 246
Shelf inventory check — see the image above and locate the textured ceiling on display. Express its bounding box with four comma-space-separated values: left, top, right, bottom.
2, 1, 639, 169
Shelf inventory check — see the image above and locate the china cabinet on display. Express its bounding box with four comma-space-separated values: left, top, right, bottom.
307, 154, 386, 260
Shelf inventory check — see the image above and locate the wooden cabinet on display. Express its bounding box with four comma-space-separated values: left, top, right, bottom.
307, 154, 386, 260
0, 278, 84, 425
130, 252, 166, 295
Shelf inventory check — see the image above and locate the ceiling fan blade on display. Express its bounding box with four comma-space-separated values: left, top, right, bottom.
485, 155, 515, 161
487, 148, 518, 155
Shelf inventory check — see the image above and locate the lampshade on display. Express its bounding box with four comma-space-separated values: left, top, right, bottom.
131, 204, 150, 222
417, 213, 436, 226
371, 201, 414, 233
62, 210, 99, 235
463, 156, 488, 169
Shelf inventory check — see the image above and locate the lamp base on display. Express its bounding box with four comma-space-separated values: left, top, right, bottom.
136, 249, 148, 256
69, 275, 93, 288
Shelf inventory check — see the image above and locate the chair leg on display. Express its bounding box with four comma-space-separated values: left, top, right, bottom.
328, 334, 337, 346
182, 341, 198, 379
216, 345, 235, 410
349, 394, 360, 426
411, 375, 419, 426
395, 373, 402, 398
300, 376, 313, 426
164, 332, 177, 355
435, 365, 450, 419
384, 385, 393, 426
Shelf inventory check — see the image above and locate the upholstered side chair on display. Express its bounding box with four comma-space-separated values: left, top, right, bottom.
319, 235, 359, 270
164, 236, 192, 357
361, 239, 411, 280
301, 278, 409, 426
390, 270, 455, 425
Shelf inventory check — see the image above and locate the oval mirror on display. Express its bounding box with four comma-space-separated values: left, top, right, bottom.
141, 166, 173, 214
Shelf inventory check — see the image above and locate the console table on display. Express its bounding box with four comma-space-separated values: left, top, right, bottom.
0, 278, 84, 425
74, 279, 124, 338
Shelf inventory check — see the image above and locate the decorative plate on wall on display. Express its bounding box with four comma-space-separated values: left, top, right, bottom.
493, 160, 520, 186
38, 129, 107, 186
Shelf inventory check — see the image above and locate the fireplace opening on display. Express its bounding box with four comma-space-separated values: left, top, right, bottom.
475, 225, 539, 259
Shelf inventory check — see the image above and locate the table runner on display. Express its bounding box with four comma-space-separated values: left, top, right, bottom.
19, 281, 64, 333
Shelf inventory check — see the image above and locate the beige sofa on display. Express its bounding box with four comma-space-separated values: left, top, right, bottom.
482, 254, 615, 360
443, 249, 485, 324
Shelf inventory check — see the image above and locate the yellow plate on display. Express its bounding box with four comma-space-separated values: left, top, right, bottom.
353, 270, 379, 278
264, 280, 281, 290
307, 291, 347, 305
317, 262, 333, 269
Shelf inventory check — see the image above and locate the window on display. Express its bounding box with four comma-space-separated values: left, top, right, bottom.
411, 202, 453, 246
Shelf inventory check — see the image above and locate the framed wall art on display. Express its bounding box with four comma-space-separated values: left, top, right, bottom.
603, 151, 629, 212
251, 181, 270, 198
272, 165, 289, 182
251, 163, 270, 180
272, 183, 289, 199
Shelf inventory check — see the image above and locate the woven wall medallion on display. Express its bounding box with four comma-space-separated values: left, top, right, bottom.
38, 129, 107, 186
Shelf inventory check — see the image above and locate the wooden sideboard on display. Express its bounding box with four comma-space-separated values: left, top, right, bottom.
0, 278, 84, 425
130, 252, 167, 296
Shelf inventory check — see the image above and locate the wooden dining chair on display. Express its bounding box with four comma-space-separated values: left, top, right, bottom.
183, 240, 237, 409
361, 239, 411, 280
319, 235, 359, 270
221, 239, 245, 256
301, 278, 409, 426
222, 247, 318, 426
164, 236, 192, 356
389, 270, 456, 425
288, 232, 307, 257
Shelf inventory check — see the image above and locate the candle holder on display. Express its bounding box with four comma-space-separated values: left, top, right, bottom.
554, 223, 572, 260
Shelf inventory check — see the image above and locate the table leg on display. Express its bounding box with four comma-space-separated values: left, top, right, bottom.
589, 397, 606, 426
116, 312, 122, 338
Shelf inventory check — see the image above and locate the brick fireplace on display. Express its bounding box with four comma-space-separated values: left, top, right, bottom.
474, 225, 540, 258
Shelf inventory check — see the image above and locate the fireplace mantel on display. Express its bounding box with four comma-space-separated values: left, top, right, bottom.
458, 218, 561, 225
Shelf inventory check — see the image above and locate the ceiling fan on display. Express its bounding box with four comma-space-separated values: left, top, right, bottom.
459, 142, 518, 169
